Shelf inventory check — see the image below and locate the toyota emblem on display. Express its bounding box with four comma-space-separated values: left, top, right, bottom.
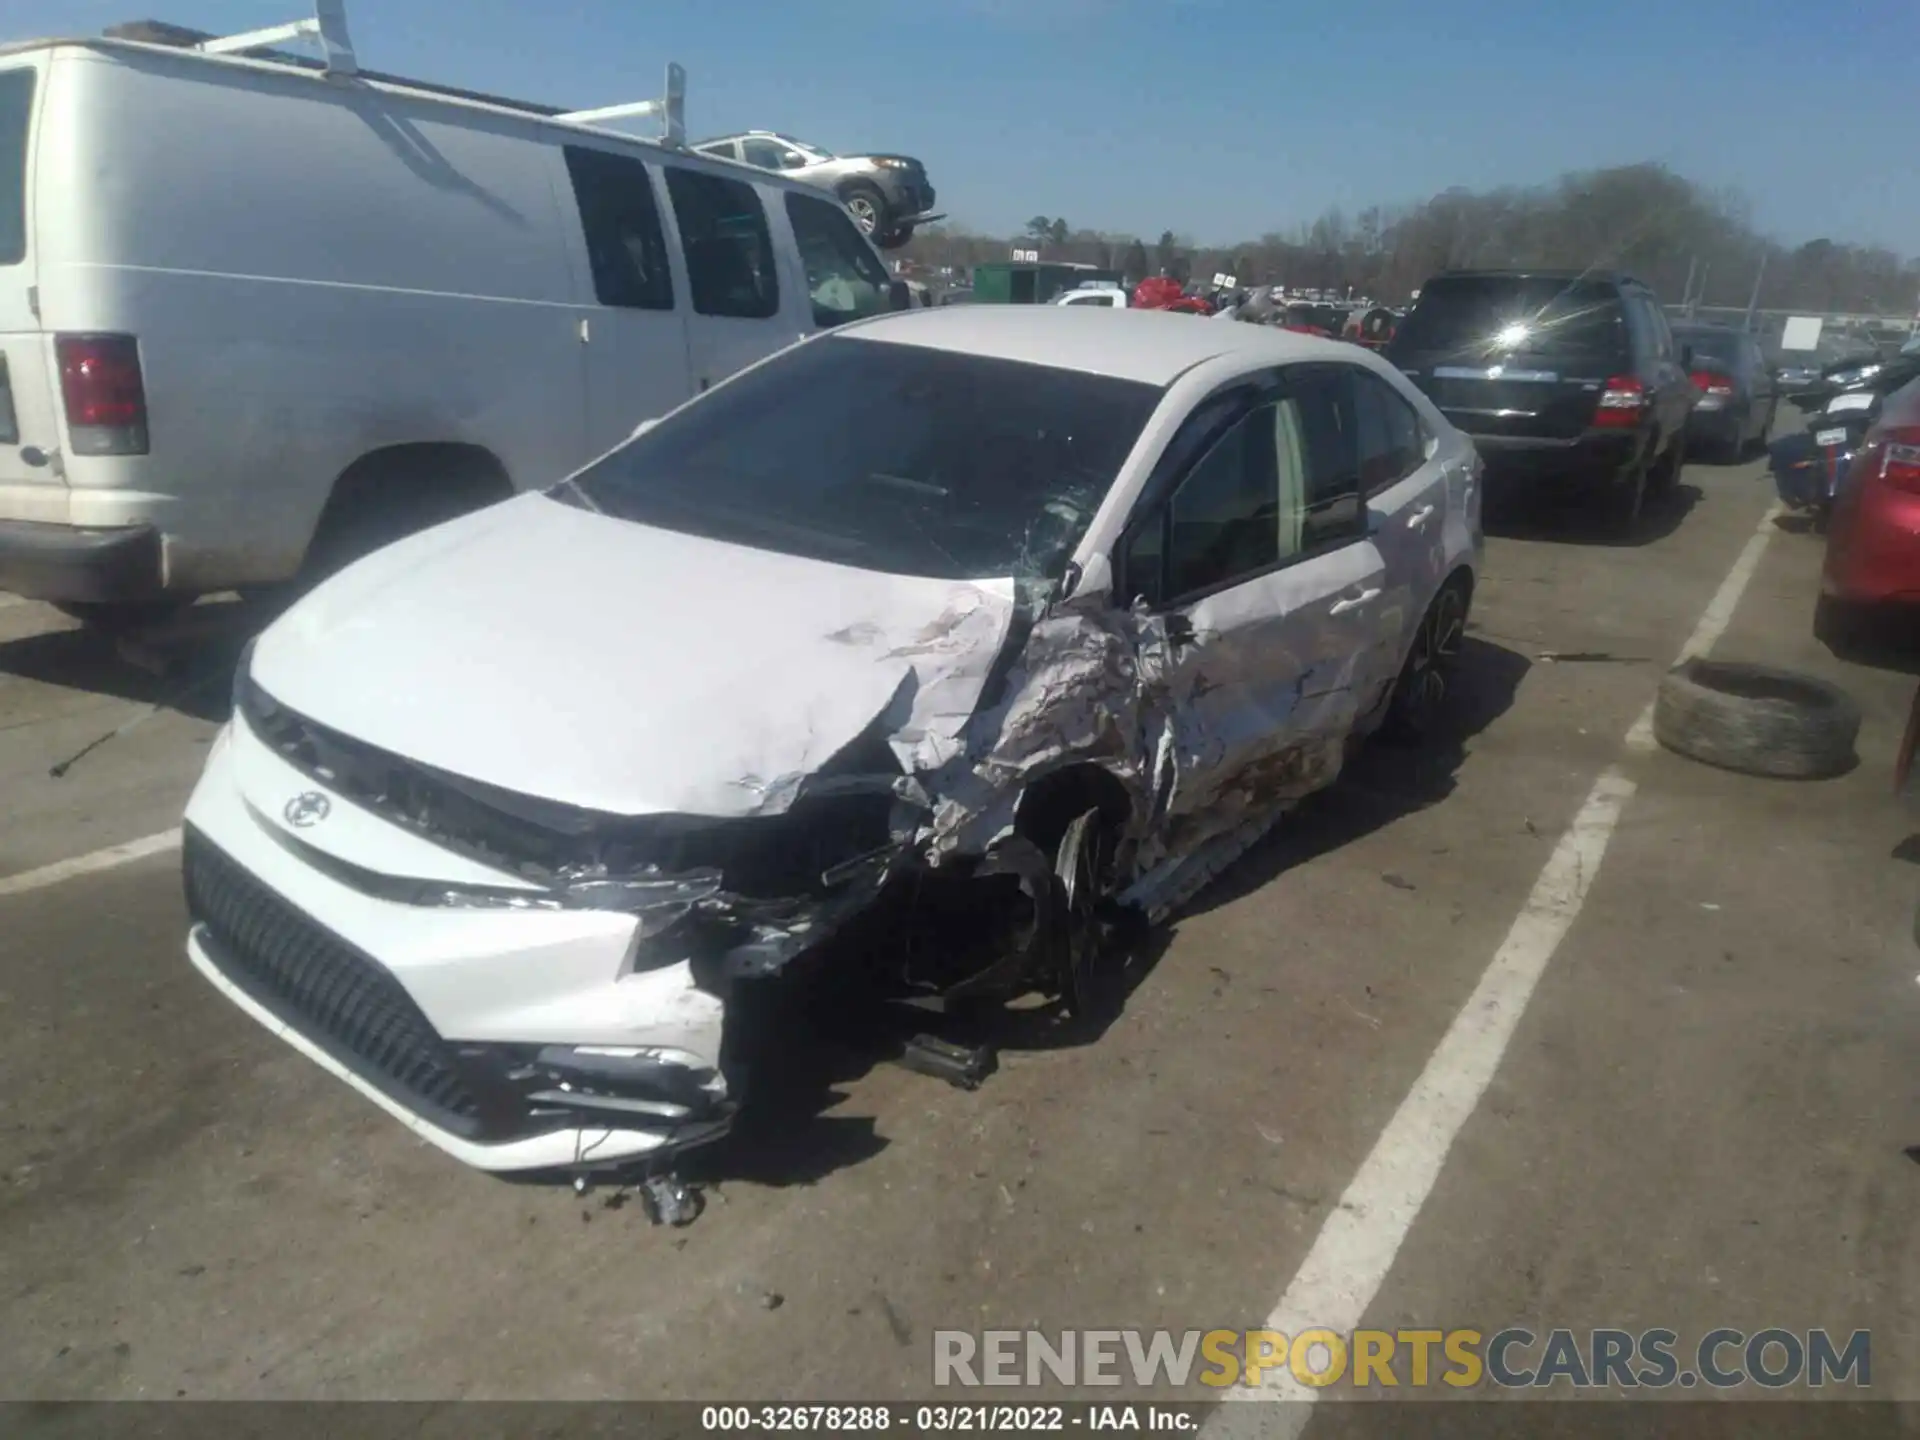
284, 791, 331, 828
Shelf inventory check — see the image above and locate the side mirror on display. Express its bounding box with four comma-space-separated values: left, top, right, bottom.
781, 151, 807, 169
630, 417, 660, 440
887, 280, 912, 313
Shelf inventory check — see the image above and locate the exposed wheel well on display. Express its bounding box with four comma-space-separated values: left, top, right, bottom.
305, 443, 515, 576
1014, 764, 1135, 860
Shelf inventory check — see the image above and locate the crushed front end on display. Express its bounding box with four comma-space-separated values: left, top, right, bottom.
182, 663, 915, 1174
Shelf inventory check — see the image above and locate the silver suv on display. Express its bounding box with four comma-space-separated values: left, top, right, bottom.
691, 131, 940, 249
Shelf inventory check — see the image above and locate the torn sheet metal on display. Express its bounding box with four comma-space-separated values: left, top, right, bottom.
909, 574, 1351, 916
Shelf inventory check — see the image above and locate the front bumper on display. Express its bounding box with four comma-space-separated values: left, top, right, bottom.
874, 171, 937, 221
0, 519, 163, 603
182, 720, 740, 1173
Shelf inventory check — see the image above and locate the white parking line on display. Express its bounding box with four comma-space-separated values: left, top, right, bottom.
0, 829, 183, 898
1209, 496, 1782, 1435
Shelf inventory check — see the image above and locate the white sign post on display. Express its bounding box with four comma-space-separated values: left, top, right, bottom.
1779, 315, 1824, 352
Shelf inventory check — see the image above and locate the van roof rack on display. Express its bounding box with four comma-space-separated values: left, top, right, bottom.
193, 0, 357, 75
102, 2, 686, 145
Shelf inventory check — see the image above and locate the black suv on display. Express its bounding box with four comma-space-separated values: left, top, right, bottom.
1386, 270, 1696, 525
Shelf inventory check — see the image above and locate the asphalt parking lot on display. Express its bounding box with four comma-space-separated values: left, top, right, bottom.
1, 442, 1916, 1416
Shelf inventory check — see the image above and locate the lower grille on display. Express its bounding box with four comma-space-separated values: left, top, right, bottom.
183, 826, 487, 1137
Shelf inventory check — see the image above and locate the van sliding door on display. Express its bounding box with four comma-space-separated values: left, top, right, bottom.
561, 144, 694, 457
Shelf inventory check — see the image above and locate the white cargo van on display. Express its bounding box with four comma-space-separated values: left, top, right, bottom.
0, 8, 904, 624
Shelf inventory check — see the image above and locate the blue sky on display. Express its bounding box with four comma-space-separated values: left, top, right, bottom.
21, 0, 1920, 253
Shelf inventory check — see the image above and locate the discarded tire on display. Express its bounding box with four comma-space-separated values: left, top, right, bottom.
1652, 659, 1861, 779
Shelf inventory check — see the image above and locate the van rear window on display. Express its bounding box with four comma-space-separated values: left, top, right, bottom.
1392, 276, 1627, 360
0, 68, 32, 266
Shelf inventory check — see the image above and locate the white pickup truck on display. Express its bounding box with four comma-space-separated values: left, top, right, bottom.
1052, 283, 1127, 309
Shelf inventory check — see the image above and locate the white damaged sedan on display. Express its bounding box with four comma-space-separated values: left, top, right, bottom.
182, 307, 1482, 1175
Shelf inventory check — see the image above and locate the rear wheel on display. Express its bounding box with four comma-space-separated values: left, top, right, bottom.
1606, 455, 1648, 529
1381, 581, 1469, 743
1648, 436, 1683, 493
303, 448, 511, 586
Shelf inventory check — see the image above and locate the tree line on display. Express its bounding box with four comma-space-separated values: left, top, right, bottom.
903, 163, 1920, 317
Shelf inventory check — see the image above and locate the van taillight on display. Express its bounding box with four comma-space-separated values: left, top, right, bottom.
56, 334, 149, 456
1593, 375, 1646, 429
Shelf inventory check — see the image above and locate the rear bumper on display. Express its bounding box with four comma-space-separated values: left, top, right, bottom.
0, 519, 163, 603
1464, 429, 1641, 486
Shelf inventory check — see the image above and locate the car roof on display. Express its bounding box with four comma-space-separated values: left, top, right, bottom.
838, 307, 1358, 387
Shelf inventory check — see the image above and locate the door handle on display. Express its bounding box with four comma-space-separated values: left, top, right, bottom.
1329, 587, 1382, 615
1407, 504, 1436, 528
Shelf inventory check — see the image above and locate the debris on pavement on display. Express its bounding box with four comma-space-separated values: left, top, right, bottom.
899, 1033, 998, 1090
1381, 872, 1417, 891
640, 1173, 705, 1228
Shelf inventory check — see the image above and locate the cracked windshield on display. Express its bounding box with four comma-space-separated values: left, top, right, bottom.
0, 1, 1914, 1436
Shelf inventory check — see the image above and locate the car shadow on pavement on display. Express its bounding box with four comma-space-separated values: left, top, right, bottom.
1184, 635, 1533, 919
692, 925, 1180, 1190
0, 606, 257, 725
1483, 480, 1702, 549
1816, 611, 1920, 676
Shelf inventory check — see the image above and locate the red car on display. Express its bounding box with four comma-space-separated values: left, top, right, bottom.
1821, 375, 1920, 619
1129, 277, 1213, 314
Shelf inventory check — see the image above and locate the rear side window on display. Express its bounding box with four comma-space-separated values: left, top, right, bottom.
1630, 295, 1675, 361
0, 68, 33, 266
665, 168, 780, 320
563, 146, 674, 310
785, 191, 889, 327
1391, 276, 1628, 361
1287, 368, 1366, 548
1676, 330, 1740, 374
1354, 370, 1426, 495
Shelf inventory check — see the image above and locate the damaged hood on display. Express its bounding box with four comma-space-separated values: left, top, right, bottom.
252, 493, 1018, 818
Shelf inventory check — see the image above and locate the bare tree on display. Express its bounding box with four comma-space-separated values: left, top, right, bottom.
904, 163, 1918, 312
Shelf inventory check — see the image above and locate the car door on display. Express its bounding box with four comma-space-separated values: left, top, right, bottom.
781, 189, 892, 338
559, 144, 691, 457
1115, 371, 1388, 829
660, 165, 793, 394
1352, 364, 1447, 713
